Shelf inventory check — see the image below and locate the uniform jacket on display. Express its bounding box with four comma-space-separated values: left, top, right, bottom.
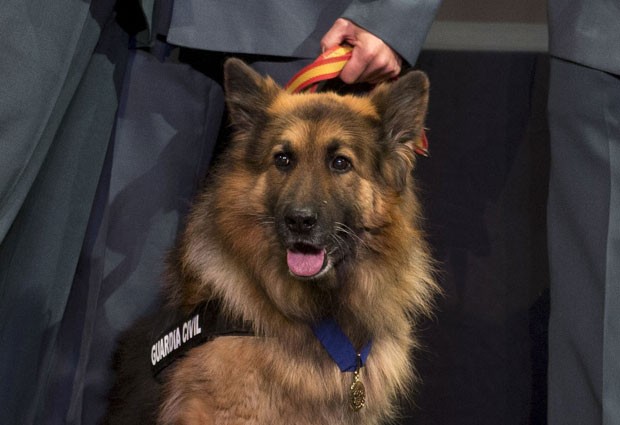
166, 0, 442, 65
548, 0, 620, 75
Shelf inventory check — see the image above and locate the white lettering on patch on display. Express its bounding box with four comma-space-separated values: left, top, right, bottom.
150, 314, 203, 367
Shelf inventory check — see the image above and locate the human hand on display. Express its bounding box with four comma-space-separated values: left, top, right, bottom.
321, 18, 403, 85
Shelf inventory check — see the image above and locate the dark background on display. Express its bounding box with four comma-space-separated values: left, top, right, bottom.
400, 49, 550, 424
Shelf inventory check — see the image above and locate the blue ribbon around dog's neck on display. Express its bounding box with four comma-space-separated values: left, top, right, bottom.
311, 318, 372, 372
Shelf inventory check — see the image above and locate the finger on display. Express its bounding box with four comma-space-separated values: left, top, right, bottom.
320, 18, 351, 52
355, 35, 403, 82
339, 52, 370, 84
358, 54, 402, 84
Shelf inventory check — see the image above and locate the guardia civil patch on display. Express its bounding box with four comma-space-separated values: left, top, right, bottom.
150, 300, 253, 377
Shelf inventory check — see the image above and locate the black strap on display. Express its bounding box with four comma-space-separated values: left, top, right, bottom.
149, 299, 253, 377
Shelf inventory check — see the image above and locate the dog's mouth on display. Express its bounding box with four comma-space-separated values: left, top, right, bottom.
286, 243, 330, 279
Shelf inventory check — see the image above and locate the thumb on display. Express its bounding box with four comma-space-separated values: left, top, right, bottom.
320, 18, 352, 52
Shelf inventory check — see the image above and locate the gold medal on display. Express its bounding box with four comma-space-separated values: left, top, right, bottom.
349, 354, 366, 411
350, 374, 366, 411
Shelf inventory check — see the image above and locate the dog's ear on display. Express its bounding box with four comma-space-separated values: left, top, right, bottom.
224, 58, 280, 133
370, 70, 429, 191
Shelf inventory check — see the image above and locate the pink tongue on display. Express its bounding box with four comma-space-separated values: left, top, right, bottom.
287, 249, 325, 277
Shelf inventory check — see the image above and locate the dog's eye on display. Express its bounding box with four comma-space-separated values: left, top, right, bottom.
274, 153, 292, 170
330, 156, 352, 173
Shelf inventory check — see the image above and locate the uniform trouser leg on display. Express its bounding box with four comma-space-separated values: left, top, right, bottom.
47, 51, 313, 424
547, 57, 620, 425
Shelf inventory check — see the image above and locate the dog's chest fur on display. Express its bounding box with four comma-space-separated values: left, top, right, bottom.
159, 332, 409, 425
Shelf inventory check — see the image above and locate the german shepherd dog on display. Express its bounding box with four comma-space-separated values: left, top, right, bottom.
104, 58, 437, 425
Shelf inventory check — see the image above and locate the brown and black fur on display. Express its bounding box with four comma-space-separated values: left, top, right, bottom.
105, 58, 438, 425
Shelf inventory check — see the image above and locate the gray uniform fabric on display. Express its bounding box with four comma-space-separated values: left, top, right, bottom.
167, 0, 441, 64
0, 1, 129, 423
547, 1, 620, 424
547, 0, 620, 76
0, 1, 441, 424
40, 47, 226, 425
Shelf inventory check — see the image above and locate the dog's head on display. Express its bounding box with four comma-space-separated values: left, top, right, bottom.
188, 58, 430, 322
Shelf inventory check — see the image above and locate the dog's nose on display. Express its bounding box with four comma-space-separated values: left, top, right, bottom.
285, 208, 317, 234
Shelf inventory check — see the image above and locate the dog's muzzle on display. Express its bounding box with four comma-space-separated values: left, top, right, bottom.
279, 206, 332, 278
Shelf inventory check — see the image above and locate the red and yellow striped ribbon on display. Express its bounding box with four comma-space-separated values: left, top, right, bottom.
284, 45, 354, 94
284, 45, 429, 156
